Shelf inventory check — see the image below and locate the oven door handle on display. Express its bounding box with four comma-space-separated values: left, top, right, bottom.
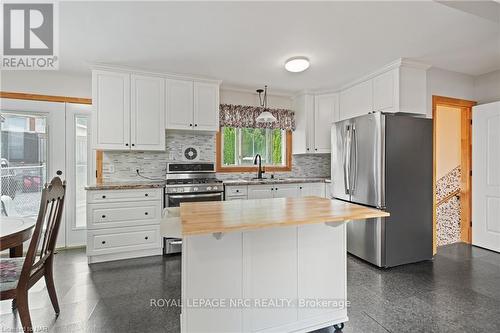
168, 193, 223, 199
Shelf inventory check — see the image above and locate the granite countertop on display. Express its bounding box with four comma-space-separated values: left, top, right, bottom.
85, 181, 166, 191
222, 177, 330, 186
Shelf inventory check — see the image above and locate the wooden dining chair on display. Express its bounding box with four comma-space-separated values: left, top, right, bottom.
0, 177, 66, 333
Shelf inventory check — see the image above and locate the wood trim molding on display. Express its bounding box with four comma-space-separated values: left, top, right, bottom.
216, 130, 292, 173
432, 95, 476, 255
0, 91, 92, 105
96, 151, 103, 184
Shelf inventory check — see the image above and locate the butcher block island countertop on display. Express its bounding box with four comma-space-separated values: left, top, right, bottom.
180, 196, 390, 333
180, 196, 389, 236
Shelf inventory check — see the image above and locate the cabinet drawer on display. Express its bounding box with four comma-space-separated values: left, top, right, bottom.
225, 196, 247, 201
225, 186, 248, 196
87, 225, 161, 256
88, 201, 161, 229
88, 188, 162, 203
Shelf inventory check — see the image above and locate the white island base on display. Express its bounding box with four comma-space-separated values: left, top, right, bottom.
181, 222, 348, 333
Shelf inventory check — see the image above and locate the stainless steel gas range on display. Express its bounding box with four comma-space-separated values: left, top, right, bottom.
163, 162, 223, 254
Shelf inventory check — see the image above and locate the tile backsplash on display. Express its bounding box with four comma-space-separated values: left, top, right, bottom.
102, 131, 330, 182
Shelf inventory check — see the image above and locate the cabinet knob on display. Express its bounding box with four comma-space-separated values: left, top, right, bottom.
102, 195, 106, 199
132, 143, 135, 147
102, 215, 106, 218
306, 148, 309, 151
236, 190, 239, 193
145, 212, 148, 215
144, 193, 148, 197
315, 148, 318, 151
125, 143, 129, 146
271, 188, 274, 191
189, 124, 193, 127
101, 241, 106, 244
145, 236, 149, 240
300, 187, 303, 189
194, 124, 198, 127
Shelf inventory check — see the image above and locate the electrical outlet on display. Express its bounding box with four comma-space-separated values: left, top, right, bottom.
107, 164, 115, 173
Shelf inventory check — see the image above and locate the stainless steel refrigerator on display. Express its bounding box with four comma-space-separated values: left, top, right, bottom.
331, 112, 433, 267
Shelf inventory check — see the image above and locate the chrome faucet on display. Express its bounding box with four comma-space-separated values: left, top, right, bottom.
253, 154, 264, 179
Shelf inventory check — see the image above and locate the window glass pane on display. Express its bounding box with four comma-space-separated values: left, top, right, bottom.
222, 127, 285, 167
75, 116, 88, 228
1, 113, 47, 218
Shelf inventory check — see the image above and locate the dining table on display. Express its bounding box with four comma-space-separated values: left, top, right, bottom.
0, 217, 36, 257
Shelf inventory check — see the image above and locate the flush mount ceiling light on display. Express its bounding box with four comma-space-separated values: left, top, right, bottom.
285, 57, 310, 73
256, 85, 277, 123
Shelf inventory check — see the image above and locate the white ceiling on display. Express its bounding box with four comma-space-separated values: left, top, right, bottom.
60, 1, 500, 94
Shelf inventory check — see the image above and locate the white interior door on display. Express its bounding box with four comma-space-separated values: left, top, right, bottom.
472, 101, 500, 252
1, 99, 66, 247
65, 103, 92, 247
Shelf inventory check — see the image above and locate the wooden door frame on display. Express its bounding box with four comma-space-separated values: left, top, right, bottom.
432, 95, 476, 254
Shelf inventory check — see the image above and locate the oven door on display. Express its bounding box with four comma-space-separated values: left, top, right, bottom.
166, 192, 223, 207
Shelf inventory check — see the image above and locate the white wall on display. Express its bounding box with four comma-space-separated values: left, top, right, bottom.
426, 67, 476, 117
1, 71, 294, 109
220, 88, 293, 109
474, 69, 500, 104
1, 71, 92, 98
436, 105, 461, 179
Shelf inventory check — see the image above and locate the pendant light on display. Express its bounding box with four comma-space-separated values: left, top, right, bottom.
256, 85, 277, 123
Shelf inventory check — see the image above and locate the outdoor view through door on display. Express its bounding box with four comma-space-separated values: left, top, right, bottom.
0, 113, 48, 218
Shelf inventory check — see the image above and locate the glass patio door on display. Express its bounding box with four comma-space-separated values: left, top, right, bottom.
1, 99, 66, 247
65, 103, 92, 247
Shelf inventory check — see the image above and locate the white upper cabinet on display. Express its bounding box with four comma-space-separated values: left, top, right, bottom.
373, 69, 397, 112
131, 74, 165, 151
165, 79, 194, 130
93, 70, 166, 151
339, 79, 373, 121
293, 93, 338, 154
92, 70, 131, 150
165, 79, 220, 131
314, 93, 339, 153
193, 81, 219, 131
338, 59, 429, 121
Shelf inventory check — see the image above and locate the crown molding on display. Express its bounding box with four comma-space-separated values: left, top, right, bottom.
89, 63, 222, 84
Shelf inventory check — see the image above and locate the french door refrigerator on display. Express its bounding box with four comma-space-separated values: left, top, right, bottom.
331, 112, 433, 267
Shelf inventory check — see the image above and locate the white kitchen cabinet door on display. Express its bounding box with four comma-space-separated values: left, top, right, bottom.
339, 79, 373, 121
472, 102, 500, 252
299, 183, 326, 198
298, 223, 346, 320
274, 184, 299, 198
373, 69, 397, 112
130, 75, 165, 151
242, 226, 298, 331
165, 79, 194, 130
92, 70, 130, 150
292, 94, 315, 154
314, 93, 338, 153
247, 185, 274, 199
193, 81, 219, 131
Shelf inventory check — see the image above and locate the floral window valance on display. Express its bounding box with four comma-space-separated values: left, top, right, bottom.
219, 104, 296, 131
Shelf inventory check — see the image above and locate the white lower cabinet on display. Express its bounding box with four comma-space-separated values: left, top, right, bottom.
226, 182, 327, 201
298, 183, 326, 197
181, 223, 348, 332
86, 188, 163, 263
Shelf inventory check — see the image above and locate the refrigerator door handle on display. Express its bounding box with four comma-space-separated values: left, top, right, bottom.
350, 124, 358, 194
343, 125, 351, 195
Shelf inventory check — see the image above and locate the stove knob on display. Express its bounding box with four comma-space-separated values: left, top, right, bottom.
207, 186, 212, 191
212, 186, 218, 190
193, 187, 198, 192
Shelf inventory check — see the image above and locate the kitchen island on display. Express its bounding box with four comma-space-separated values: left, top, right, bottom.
180, 197, 389, 333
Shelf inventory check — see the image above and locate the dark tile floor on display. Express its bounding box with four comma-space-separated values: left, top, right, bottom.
1, 243, 499, 332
